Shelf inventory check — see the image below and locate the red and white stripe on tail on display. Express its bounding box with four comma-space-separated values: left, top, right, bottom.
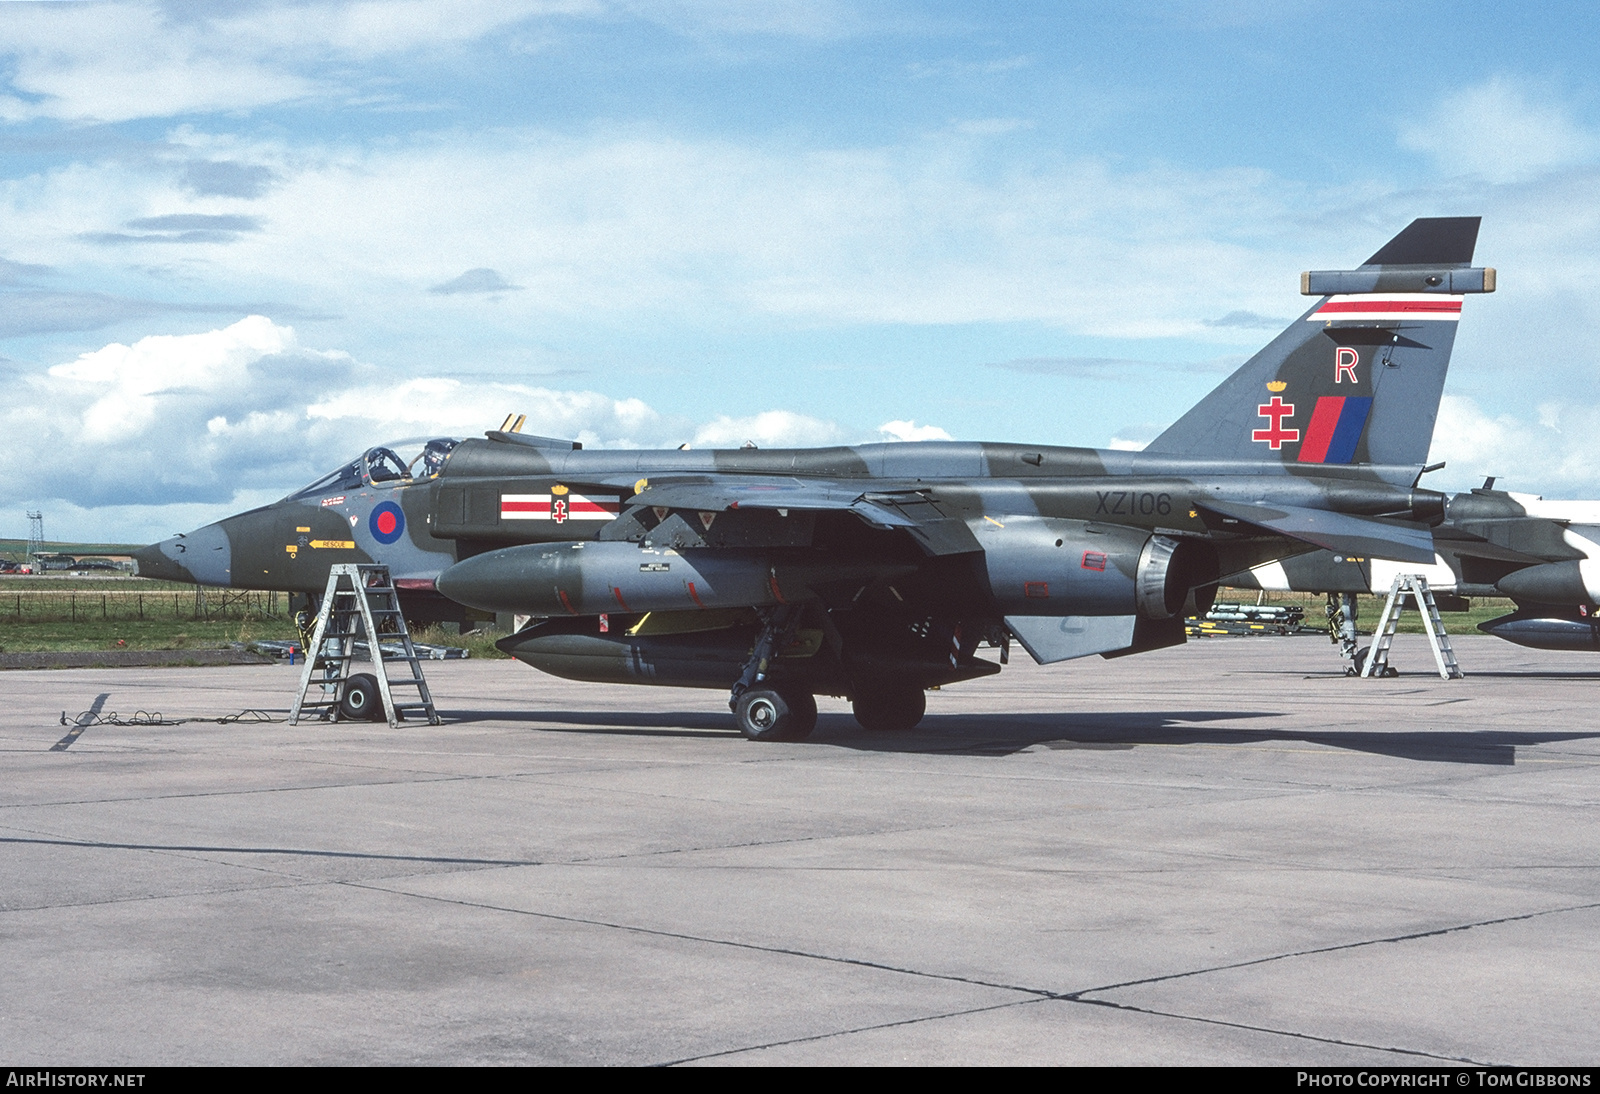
1310, 294, 1462, 322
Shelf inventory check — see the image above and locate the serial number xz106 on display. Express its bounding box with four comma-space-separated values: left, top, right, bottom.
1094, 491, 1173, 517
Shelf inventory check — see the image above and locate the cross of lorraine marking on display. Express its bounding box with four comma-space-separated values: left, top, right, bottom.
1252, 396, 1299, 449
552, 498, 569, 523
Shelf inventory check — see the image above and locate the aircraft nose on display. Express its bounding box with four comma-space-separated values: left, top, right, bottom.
132, 537, 194, 582
131, 521, 233, 586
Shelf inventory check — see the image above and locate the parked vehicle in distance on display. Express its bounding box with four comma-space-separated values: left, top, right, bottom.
71, 557, 129, 573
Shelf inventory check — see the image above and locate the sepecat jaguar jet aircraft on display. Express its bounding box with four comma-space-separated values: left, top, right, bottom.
136, 216, 1494, 739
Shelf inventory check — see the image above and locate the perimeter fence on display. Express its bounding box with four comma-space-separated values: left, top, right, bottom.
2, 587, 286, 623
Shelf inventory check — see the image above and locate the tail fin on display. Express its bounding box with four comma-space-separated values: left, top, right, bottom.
1144, 217, 1489, 470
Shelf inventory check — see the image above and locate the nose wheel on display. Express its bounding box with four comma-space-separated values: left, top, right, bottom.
728, 604, 816, 741
339, 673, 386, 721
735, 686, 817, 741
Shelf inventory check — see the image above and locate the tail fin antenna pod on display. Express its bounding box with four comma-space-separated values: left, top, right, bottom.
1144, 217, 1485, 472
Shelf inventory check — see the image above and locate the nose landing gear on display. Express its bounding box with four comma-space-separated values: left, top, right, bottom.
734, 686, 818, 741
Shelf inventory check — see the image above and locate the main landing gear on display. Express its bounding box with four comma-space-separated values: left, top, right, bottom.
850, 684, 925, 732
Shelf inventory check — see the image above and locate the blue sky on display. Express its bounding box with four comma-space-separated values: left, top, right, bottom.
4, 0, 1600, 542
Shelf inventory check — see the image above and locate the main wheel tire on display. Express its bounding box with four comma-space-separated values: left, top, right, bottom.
779, 688, 817, 740
735, 686, 816, 741
851, 685, 926, 732
340, 673, 385, 721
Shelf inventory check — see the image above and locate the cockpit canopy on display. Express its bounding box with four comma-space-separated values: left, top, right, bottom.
288, 437, 461, 501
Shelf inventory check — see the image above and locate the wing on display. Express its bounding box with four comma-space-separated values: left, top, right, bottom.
1196, 500, 1437, 565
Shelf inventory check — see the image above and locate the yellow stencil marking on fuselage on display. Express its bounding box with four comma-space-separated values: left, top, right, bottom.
310, 540, 356, 549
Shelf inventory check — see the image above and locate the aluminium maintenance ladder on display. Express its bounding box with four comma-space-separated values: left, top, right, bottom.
288, 563, 440, 727
1360, 573, 1464, 681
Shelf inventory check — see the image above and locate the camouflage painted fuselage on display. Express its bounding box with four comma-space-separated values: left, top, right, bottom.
427, 437, 1448, 684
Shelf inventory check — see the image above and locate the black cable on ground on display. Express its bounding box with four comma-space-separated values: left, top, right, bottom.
58, 709, 281, 727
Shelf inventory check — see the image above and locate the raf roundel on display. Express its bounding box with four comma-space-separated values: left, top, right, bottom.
369, 501, 406, 545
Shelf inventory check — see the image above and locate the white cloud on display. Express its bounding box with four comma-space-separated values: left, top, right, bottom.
877, 419, 951, 442
0, 1, 593, 123
620, 0, 863, 39
691, 410, 842, 448
224, 0, 601, 60
0, 126, 1339, 342
1400, 77, 1600, 184
0, 4, 319, 123
48, 314, 303, 442
0, 320, 865, 538
5, 317, 369, 508
1426, 394, 1600, 495
307, 377, 667, 450
0, 1, 868, 125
